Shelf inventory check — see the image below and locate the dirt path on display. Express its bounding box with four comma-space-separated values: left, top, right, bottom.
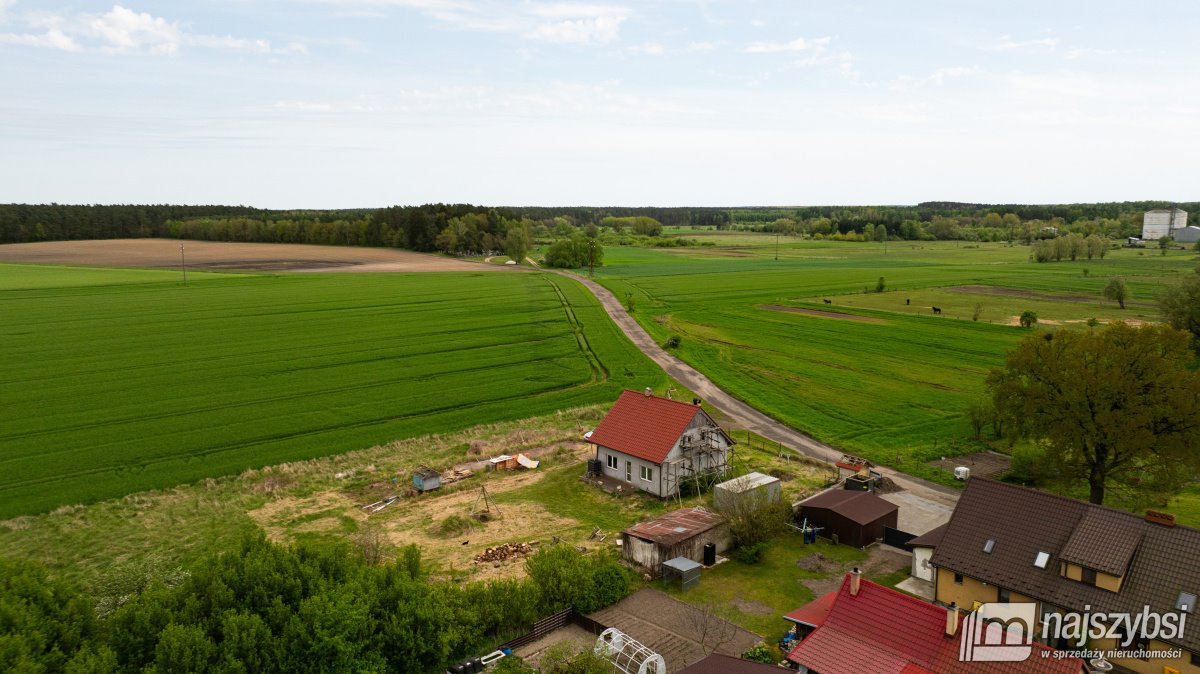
759, 304, 884, 323
554, 270, 960, 509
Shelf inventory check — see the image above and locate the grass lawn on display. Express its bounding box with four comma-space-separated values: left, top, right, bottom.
0, 264, 666, 517
594, 237, 1197, 474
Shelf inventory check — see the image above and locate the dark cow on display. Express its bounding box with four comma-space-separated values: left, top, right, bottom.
906, 298, 910, 306
932, 306, 942, 315
823, 299, 832, 304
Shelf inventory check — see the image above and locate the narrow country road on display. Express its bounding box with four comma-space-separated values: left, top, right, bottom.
556, 270, 960, 508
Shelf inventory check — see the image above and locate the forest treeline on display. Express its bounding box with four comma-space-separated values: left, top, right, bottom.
1, 534, 630, 673
1, 201, 1194, 249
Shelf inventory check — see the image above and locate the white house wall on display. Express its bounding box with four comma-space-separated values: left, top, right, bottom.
592, 408, 732, 499
912, 547, 934, 582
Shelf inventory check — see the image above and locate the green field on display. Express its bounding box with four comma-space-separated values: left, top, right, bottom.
0, 264, 665, 518
595, 237, 1197, 474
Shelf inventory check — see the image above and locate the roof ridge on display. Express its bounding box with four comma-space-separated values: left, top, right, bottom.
969, 477, 1200, 534
617, 387, 704, 409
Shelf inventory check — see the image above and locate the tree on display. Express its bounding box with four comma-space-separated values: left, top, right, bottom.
986, 322, 1200, 504
1159, 266, 1200, 346
504, 224, 530, 265
1104, 276, 1129, 309
1019, 310, 1037, 328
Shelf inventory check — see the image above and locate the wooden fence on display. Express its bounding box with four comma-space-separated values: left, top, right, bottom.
499, 608, 608, 652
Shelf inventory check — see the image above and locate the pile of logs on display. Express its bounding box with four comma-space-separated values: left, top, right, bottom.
473, 542, 537, 564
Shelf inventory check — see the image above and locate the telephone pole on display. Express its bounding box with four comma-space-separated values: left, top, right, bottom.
180, 243, 187, 286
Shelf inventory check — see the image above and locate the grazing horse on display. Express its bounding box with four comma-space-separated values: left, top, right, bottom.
906, 298, 910, 306
823, 299, 832, 304
932, 306, 942, 315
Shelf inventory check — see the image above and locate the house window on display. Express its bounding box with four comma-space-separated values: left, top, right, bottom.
606, 454, 618, 470
1081, 568, 1097, 586
997, 588, 1011, 603
1190, 651, 1200, 666
954, 573, 964, 585
1132, 635, 1150, 659
639, 465, 653, 482
626, 461, 632, 482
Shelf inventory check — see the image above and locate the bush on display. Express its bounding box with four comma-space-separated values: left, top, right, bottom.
663, 335, 681, 349
742, 642, 775, 664
731, 542, 767, 564
1019, 310, 1038, 328
875, 276, 886, 293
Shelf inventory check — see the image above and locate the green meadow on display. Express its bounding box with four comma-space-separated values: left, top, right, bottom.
595, 236, 1197, 474
0, 264, 665, 518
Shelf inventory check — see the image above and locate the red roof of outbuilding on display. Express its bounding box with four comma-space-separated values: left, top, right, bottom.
786, 574, 1084, 674
586, 389, 721, 464
783, 590, 836, 627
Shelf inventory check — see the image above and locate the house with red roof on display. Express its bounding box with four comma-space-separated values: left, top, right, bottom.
585, 388, 734, 499
785, 571, 1085, 674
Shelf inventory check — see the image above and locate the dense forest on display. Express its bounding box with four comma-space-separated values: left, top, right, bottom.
0, 201, 1194, 252
0, 534, 629, 673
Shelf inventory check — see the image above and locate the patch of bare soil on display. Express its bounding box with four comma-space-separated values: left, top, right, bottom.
759, 304, 884, 323
798, 546, 911, 597
928, 452, 1011, 479
0, 239, 508, 273
249, 463, 590, 582
729, 597, 775, 616
947, 285, 1095, 303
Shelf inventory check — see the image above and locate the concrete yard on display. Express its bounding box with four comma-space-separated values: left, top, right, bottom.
879, 490, 955, 536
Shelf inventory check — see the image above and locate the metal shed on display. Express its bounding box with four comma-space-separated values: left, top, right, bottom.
412, 466, 441, 493
796, 489, 898, 548
712, 472, 780, 514
621, 507, 730, 573
661, 556, 703, 591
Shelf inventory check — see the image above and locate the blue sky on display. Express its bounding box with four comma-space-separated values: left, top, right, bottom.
1, 1, 1196, 208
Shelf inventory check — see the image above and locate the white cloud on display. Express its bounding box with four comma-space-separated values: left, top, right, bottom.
986, 35, 1060, 51
89, 5, 181, 54
0, 4, 304, 55
743, 35, 830, 54
888, 66, 977, 91
0, 28, 79, 51
306, 0, 631, 45
1065, 47, 1118, 60
688, 40, 714, 51
628, 41, 663, 55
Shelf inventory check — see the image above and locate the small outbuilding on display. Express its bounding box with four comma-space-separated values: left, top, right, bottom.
796, 489, 898, 549
906, 522, 946, 583
713, 472, 781, 514
621, 507, 730, 573
1174, 225, 1200, 244
412, 466, 441, 493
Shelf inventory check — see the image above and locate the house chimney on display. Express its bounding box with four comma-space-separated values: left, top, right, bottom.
643, 387, 652, 397
945, 603, 958, 638
692, 398, 702, 406
849, 567, 861, 597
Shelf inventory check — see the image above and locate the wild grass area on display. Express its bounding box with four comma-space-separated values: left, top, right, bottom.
0, 264, 666, 518
595, 237, 1198, 475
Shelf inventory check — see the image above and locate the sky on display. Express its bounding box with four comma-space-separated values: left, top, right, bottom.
1, 1, 1197, 208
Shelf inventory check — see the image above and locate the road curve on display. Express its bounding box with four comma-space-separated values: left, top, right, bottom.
556, 270, 960, 507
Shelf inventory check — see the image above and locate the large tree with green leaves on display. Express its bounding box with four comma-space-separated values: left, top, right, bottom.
987, 322, 1200, 504
1159, 265, 1200, 346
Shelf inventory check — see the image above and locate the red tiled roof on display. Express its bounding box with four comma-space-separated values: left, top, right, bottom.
786, 574, 1084, 674
586, 389, 717, 464
783, 591, 836, 627
624, 507, 725, 546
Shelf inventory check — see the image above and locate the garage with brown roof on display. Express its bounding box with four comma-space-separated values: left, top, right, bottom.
797, 489, 899, 549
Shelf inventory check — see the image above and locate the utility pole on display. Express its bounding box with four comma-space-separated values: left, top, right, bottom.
180, 243, 187, 286
589, 239, 595, 277
775, 230, 780, 260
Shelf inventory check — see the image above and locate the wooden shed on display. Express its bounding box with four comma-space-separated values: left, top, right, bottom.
412, 466, 440, 493
796, 489, 898, 549
620, 507, 730, 573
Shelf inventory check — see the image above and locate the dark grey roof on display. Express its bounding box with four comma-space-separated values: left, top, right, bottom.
675, 654, 782, 674
799, 489, 898, 526
931, 478, 1200, 652
907, 522, 948, 548
1059, 508, 1143, 576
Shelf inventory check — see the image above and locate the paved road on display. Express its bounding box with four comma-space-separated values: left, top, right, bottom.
557, 270, 960, 508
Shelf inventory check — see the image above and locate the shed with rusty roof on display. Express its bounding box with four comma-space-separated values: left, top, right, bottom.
621, 507, 730, 573
797, 488, 899, 549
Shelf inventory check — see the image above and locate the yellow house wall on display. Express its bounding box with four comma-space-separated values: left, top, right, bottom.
936, 568, 996, 609
1063, 562, 1083, 581
1096, 570, 1123, 592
